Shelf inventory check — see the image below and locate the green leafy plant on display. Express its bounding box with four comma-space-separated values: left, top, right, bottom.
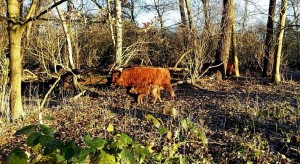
7, 110, 210, 163
145, 112, 209, 163
7, 123, 151, 164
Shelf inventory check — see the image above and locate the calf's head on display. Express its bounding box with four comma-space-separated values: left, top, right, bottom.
111, 70, 122, 86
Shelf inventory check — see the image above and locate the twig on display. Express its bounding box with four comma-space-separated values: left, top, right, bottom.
71, 90, 87, 100
197, 62, 223, 79
39, 75, 61, 110
174, 49, 192, 69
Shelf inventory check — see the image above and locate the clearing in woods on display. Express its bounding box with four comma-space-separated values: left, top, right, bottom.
0, 70, 299, 163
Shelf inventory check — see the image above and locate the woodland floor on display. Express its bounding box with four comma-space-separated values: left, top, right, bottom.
0, 70, 300, 163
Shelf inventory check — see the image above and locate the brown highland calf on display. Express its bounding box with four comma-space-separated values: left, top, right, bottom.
129, 85, 162, 104
111, 66, 175, 100
226, 63, 236, 76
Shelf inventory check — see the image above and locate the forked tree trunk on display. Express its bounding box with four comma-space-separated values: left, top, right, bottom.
6, 0, 67, 120
7, 0, 28, 120
272, 0, 288, 84
263, 0, 276, 77
214, 0, 234, 79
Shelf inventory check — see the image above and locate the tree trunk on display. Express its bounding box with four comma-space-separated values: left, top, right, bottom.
263, 0, 276, 77
290, 0, 300, 68
129, 0, 136, 23
6, 0, 67, 120
232, 1, 239, 77
115, 0, 123, 66
179, 0, 188, 47
107, 0, 115, 47
272, 0, 288, 84
179, 0, 186, 26
7, 0, 26, 120
54, 0, 75, 69
66, 0, 75, 69
202, 0, 210, 30
8, 26, 24, 120
201, 0, 213, 58
242, 0, 248, 32
185, 0, 193, 30
214, 0, 234, 79
154, 0, 164, 30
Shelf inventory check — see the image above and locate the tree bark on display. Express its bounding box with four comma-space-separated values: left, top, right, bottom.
54, 0, 75, 69
242, 0, 248, 32
290, 0, 300, 68
202, 0, 210, 30
201, 0, 213, 58
115, 0, 123, 66
154, 0, 164, 30
214, 0, 234, 79
272, 0, 288, 84
232, 1, 239, 77
107, 0, 115, 47
129, 0, 136, 23
66, 0, 75, 69
6, 0, 67, 120
185, 0, 193, 30
179, 0, 186, 26
8, 25, 24, 120
263, 0, 276, 77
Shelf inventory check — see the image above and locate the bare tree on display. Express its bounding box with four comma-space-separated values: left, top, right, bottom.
115, 0, 123, 66
214, 0, 234, 79
263, 0, 276, 77
290, 0, 300, 68
242, 0, 248, 32
125, 0, 137, 23
179, 0, 187, 26
185, 0, 193, 30
153, 0, 164, 30
201, 0, 215, 59
107, 0, 115, 47
54, 0, 75, 69
232, 0, 239, 77
272, 0, 288, 83
91, 0, 116, 48
6, 0, 67, 120
202, 0, 210, 30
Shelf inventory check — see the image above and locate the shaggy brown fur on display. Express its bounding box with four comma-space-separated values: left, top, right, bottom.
111, 67, 175, 99
227, 63, 235, 76
129, 85, 162, 104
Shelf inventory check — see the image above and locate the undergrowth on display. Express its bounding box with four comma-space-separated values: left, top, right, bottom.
5, 110, 209, 163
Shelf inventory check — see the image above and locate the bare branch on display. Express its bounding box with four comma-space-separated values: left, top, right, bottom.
22, 0, 68, 25
25, 0, 38, 21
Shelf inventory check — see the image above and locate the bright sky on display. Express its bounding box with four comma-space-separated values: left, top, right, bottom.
68, 0, 281, 30
135, 0, 270, 29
